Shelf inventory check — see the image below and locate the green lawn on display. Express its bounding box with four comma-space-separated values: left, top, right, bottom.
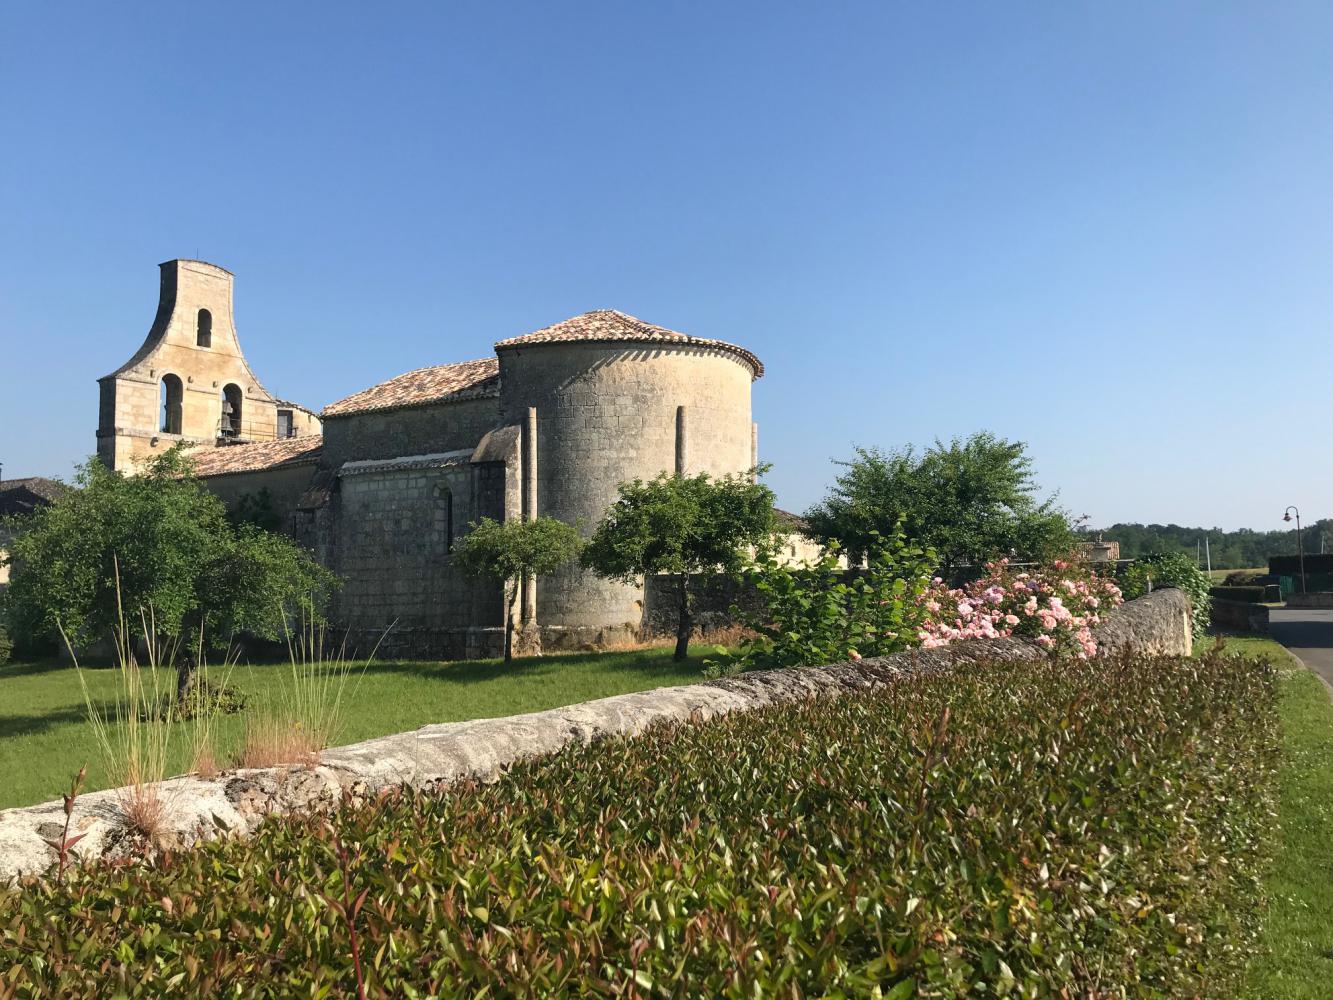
0, 645, 708, 811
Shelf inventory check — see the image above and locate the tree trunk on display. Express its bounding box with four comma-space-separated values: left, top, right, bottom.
504, 584, 517, 663
176, 648, 198, 704
674, 573, 692, 662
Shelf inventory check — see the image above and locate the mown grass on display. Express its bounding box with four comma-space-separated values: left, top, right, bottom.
0, 644, 703, 810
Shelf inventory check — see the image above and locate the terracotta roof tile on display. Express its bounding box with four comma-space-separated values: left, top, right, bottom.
323, 358, 500, 417
186, 436, 323, 477
494, 310, 763, 378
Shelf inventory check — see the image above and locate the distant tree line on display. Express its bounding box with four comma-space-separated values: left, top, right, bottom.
1079, 521, 1333, 570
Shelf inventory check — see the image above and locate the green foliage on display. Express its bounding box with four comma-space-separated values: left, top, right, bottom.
581, 471, 775, 582
454, 516, 582, 661
226, 488, 283, 533
142, 677, 247, 722
453, 516, 583, 585
1120, 551, 1212, 637
581, 471, 775, 659
1080, 520, 1333, 570
0, 650, 1277, 996
711, 531, 937, 675
805, 433, 1074, 573
0, 626, 10, 667
2, 449, 335, 650
1224, 570, 1265, 586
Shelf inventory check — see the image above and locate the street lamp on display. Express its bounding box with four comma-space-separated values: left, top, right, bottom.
1283, 505, 1306, 593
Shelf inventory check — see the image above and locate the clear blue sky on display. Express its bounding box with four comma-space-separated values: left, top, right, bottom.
1, 2, 1328, 531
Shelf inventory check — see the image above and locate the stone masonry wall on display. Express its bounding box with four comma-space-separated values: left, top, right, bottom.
321, 396, 501, 468
498, 342, 755, 629
0, 589, 1191, 884
197, 462, 321, 516
331, 458, 502, 633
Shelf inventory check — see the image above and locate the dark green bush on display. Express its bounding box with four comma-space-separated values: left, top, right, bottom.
1211, 585, 1266, 604
1224, 570, 1263, 586
0, 626, 10, 667
0, 650, 1278, 997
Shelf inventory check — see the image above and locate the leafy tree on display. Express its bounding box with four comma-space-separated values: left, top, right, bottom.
581, 471, 776, 661
804, 433, 1073, 575
453, 516, 583, 663
2, 448, 335, 694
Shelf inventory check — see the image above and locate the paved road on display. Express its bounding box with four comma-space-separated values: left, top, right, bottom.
1268, 608, 1333, 689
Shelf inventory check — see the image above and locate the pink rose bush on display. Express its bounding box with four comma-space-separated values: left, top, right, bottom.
916, 559, 1123, 658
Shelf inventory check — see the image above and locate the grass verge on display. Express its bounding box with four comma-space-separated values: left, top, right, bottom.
1220, 633, 1333, 998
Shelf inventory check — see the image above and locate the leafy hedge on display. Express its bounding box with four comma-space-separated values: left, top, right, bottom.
1211, 585, 1266, 604
1269, 553, 1333, 577
1, 650, 1278, 997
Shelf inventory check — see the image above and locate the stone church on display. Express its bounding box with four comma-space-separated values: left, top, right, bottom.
97, 260, 764, 657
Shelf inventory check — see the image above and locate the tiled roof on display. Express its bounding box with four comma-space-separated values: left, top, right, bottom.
0, 477, 68, 516
0, 477, 68, 504
186, 436, 323, 478
773, 508, 811, 534
323, 358, 500, 417
494, 310, 764, 378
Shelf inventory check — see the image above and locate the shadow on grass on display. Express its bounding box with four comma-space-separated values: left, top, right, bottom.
0, 658, 81, 680
0, 705, 91, 740
358, 647, 702, 684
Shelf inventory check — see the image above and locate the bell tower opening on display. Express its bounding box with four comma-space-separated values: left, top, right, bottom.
221, 383, 243, 439
196, 308, 212, 348
160, 374, 183, 434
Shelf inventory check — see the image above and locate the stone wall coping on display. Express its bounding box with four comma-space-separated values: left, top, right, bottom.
0, 589, 1191, 884
339, 448, 475, 477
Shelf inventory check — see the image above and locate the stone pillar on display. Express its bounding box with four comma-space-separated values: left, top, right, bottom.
521, 406, 538, 625
674, 405, 688, 477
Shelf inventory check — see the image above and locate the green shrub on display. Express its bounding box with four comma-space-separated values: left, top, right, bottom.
0, 650, 1277, 997
1224, 570, 1263, 586
0, 625, 10, 667
1211, 585, 1266, 604
1121, 552, 1212, 636
709, 530, 936, 675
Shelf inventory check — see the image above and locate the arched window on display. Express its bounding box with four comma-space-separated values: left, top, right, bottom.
221, 384, 243, 438
436, 486, 454, 554
196, 309, 212, 348
160, 374, 183, 434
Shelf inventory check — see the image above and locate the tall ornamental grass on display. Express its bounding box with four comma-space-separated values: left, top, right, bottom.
237, 611, 383, 769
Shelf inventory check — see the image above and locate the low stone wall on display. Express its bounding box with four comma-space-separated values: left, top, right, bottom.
1283, 592, 1333, 609
1210, 597, 1270, 633
0, 589, 1191, 884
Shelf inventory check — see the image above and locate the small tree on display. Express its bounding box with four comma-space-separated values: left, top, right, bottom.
581, 471, 776, 661
453, 516, 583, 663
2, 448, 335, 697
